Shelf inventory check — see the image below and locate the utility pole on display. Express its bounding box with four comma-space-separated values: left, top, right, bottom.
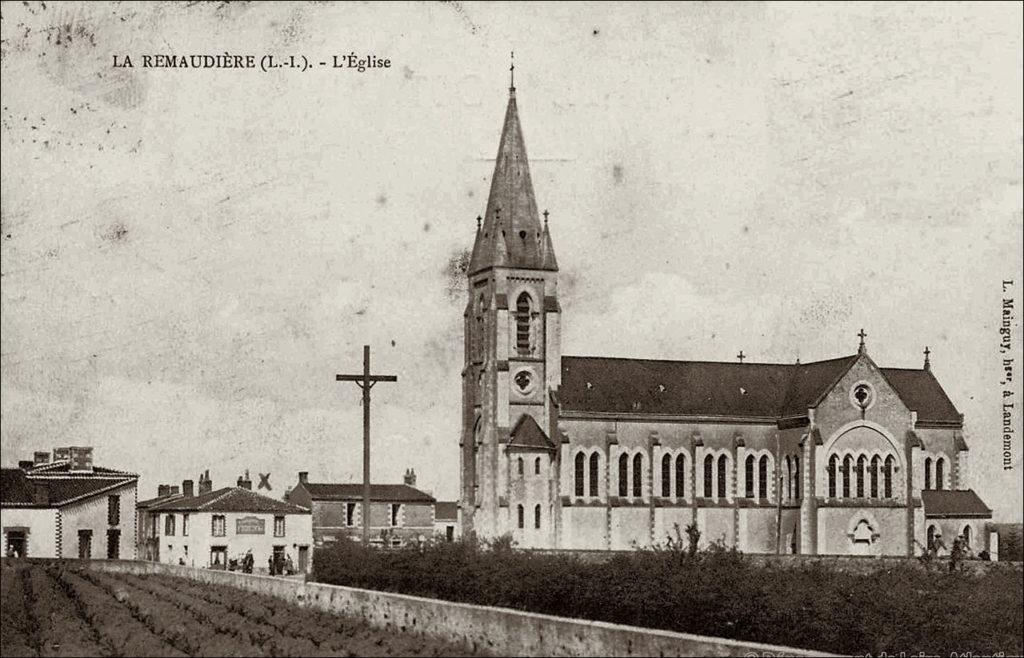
336, 345, 397, 546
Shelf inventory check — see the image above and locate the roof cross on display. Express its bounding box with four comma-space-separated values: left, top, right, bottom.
737, 350, 746, 363
509, 51, 515, 93
924, 346, 931, 371
857, 328, 867, 354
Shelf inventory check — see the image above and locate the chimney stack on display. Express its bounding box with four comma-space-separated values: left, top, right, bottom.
182, 479, 194, 497
158, 484, 170, 497
33, 451, 50, 465
198, 470, 212, 495
298, 471, 309, 484
169, 485, 180, 495
53, 447, 71, 462
68, 446, 94, 473
237, 470, 252, 490
403, 468, 417, 487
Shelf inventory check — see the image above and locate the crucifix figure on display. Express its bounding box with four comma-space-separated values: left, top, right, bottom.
737, 350, 745, 363
336, 345, 397, 545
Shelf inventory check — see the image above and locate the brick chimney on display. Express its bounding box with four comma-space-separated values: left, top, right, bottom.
403, 468, 416, 487
182, 479, 194, 497
198, 470, 212, 495
169, 485, 180, 495
33, 451, 50, 465
68, 446, 94, 473
298, 471, 309, 485
158, 484, 170, 497
237, 470, 252, 490
53, 447, 71, 462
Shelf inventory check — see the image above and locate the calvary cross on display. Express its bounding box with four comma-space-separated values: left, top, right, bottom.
336, 345, 397, 545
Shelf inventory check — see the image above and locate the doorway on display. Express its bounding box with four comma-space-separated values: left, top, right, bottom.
78, 530, 93, 559
210, 546, 228, 569
5, 530, 27, 557
297, 545, 309, 573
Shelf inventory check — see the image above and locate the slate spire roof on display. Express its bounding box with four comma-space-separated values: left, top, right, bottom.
469, 85, 556, 275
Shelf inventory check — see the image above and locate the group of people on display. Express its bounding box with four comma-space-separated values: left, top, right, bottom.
267, 551, 295, 576
925, 532, 990, 571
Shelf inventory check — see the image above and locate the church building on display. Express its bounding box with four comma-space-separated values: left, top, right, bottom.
459, 78, 993, 557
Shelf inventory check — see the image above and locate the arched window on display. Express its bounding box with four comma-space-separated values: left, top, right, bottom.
744, 455, 755, 498
785, 456, 792, 499
962, 525, 971, 548
935, 458, 945, 491
589, 453, 599, 497
517, 505, 524, 529
869, 456, 880, 498
534, 505, 541, 529
828, 455, 838, 498
632, 454, 643, 498
927, 524, 937, 551
517, 457, 524, 476
717, 455, 728, 499
856, 456, 866, 498
841, 456, 852, 498
661, 454, 671, 497
574, 453, 585, 496
703, 455, 714, 498
794, 456, 801, 500
883, 456, 894, 498
758, 455, 769, 500
475, 294, 485, 361
515, 293, 532, 356
924, 457, 932, 490
675, 454, 686, 498
534, 457, 541, 475
618, 454, 629, 497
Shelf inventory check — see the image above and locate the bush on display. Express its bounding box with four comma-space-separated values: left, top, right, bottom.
312, 536, 1024, 655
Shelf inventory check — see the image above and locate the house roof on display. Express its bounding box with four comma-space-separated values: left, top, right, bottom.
921, 489, 992, 519
137, 493, 182, 508
301, 483, 435, 503
22, 460, 137, 477
147, 487, 309, 514
1, 468, 136, 508
558, 354, 962, 425
469, 88, 556, 275
507, 414, 556, 451
435, 501, 459, 521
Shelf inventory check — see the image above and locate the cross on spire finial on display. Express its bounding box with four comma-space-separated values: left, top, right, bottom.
543, 209, 549, 225
509, 51, 515, 94
857, 328, 867, 354
924, 346, 931, 370
476, 215, 482, 230
737, 350, 746, 363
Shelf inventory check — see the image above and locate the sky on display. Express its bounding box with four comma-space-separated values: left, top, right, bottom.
1, 1, 1021, 521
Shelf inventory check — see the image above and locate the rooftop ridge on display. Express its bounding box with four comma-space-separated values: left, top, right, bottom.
563, 354, 859, 368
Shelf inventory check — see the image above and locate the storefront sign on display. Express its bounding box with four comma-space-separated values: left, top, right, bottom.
236, 516, 265, 535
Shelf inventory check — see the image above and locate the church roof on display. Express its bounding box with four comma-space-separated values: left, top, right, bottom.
507, 414, 556, 451
921, 489, 991, 519
559, 355, 962, 426
469, 87, 556, 275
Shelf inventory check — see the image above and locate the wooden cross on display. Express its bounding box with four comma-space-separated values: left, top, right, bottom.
336, 345, 397, 545
737, 350, 745, 363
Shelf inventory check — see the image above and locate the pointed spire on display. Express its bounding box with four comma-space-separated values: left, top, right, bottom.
923, 346, 931, 371
540, 209, 558, 270
468, 74, 556, 275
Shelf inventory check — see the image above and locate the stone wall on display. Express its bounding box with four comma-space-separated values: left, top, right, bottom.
81, 559, 826, 657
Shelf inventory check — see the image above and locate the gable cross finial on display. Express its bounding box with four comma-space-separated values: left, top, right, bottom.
543, 209, 549, 225
924, 346, 931, 371
476, 214, 482, 230
737, 350, 746, 363
509, 51, 515, 94
857, 328, 867, 354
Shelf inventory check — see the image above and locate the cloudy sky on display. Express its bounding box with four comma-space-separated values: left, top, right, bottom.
2, 2, 1021, 520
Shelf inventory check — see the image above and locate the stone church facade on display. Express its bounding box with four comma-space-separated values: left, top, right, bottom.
459, 82, 992, 556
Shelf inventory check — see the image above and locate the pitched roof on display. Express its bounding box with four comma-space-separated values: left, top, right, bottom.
1, 468, 135, 508
921, 489, 992, 518
302, 483, 435, 503
434, 501, 459, 521
23, 460, 137, 477
147, 487, 309, 514
559, 354, 962, 425
469, 88, 555, 275
137, 493, 182, 508
879, 368, 962, 426
507, 414, 556, 451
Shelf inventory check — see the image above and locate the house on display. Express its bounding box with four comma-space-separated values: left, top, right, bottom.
285, 469, 436, 547
139, 470, 313, 573
1, 447, 138, 559
434, 501, 460, 542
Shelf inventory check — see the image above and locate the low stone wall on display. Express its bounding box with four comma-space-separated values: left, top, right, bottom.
85, 559, 827, 657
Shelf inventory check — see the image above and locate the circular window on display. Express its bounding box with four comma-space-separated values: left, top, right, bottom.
849, 381, 876, 412
514, 369, 535, 395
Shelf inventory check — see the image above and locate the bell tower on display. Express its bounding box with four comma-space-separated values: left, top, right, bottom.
460, 75, 561, 544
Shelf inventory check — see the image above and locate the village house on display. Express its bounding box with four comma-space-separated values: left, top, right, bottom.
285, 469, 435, 547
138, 470, 313, 573
434, 501, 460, 542
1, 447, 138, 560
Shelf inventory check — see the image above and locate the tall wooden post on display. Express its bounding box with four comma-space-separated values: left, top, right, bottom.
336, 345, 397, 546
